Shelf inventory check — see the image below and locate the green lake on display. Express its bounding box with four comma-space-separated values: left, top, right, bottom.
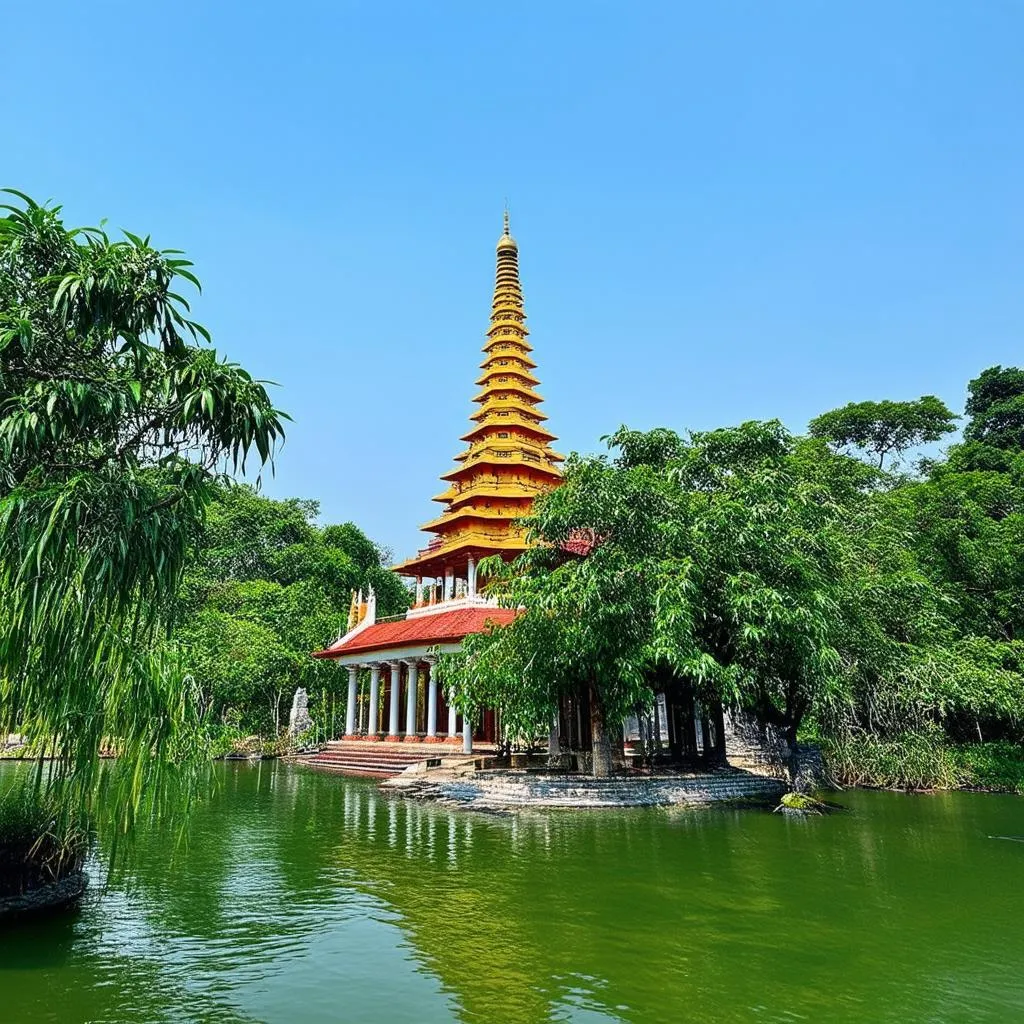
1, 762, 1022, 1023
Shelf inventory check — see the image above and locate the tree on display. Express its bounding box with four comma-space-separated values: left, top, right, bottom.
445, 442, 675, 777
809, 396, 956, 469
944, 366, 1024, 473
444, 422, 893, 783
174, 484, 408, 735
0, 190, 287, 829
963, 366, 1024, 450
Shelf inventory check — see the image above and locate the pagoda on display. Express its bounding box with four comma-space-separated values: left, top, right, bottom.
313, 215, 561, 755
394, 210, 563, 596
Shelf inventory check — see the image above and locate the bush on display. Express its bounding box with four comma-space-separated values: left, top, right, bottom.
204, 725, 295, 759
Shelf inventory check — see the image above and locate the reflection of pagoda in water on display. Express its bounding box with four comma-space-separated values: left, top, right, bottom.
314, 215, 561, 753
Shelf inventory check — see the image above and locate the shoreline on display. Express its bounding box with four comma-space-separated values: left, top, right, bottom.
380, 765, 787, 811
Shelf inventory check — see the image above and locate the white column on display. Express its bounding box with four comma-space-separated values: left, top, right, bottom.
447, 695, 457, 737
426, 660, 438, 738
367, 664, 381, 736
387, 661, 402, 738
444, 567, 454, 602
405, 661, 419, 737
467, 556, 477, 598
415, 577, 424, 606
345, 665, 359, 736
462, 710, 473, 754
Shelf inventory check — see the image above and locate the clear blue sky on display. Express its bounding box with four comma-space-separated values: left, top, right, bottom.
5, 2, 1022, 559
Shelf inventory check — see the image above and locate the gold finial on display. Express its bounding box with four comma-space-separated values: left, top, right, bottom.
497, 206, 516, 249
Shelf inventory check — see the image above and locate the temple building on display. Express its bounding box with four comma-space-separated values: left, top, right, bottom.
313, 214, 562, 757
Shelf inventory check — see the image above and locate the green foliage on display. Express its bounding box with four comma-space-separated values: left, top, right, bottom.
963, 365, 1024, 451
822, 729, 962, 790
0, 777, 89, 897
0, 190, 286, 833
949, 741, 1024, 793
809, 395, 956, 469
443, 421, 900, 777
446, 364, 1024, 786
821, 732, 1024, 793
172, 484, 408, 736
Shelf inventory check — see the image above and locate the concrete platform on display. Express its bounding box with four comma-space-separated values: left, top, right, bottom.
382, 766, 786, 809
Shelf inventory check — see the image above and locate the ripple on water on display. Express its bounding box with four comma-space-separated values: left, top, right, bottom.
1, 764, 1023, 1024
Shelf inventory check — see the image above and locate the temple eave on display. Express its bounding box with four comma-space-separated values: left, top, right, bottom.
439, 462, 562, 483
393, 538, 528, 580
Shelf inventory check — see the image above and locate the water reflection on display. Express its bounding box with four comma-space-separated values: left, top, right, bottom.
1, 762, 1023, 1024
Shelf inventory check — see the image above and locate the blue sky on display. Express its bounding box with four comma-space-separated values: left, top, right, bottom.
5, 2, 1022, 558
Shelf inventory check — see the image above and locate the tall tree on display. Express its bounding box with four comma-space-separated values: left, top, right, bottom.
963, 366, 1024, 450
445, 422, 895, 782
945, 365, 1024, 473
0, 191, 287, 827
809, 396, 956, 469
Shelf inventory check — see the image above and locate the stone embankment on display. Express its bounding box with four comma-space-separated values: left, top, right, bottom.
382, 766, 785, 811
0, 870, 87, 919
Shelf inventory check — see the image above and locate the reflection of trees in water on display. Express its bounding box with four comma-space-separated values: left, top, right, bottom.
17, 763, 1021, 1024
0, 888, 264, 1024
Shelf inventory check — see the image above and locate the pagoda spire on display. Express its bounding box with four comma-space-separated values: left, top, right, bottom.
393, 214, 563, 583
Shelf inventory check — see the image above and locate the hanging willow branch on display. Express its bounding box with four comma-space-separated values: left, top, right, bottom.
0, 190, 288, 834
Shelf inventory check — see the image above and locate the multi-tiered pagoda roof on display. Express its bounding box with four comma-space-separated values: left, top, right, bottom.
394, 213, 562, 583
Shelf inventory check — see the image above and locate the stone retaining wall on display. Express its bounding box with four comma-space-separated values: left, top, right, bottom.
0, 870, 87, 919
387, 768, 785, 810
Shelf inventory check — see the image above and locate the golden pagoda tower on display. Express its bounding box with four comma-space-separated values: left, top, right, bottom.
394, 213, 563, 596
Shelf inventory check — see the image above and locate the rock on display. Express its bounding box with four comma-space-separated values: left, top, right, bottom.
773, 791, 833, 816
288, 688, 313, 737
0, 870, 88, 920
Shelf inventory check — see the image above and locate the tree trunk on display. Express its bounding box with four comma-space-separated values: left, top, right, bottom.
708, 700, 728, 766
589, 684, 613, 779
785, 723, 803, 792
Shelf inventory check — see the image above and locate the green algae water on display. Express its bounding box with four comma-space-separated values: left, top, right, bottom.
1, 762, 1022, 1024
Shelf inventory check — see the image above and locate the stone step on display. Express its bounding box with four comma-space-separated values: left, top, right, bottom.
297, 742, 448, 779
297, 757, 412, 777
313, 751, 427, 764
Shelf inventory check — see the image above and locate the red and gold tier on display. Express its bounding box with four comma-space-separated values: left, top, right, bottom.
394, 214, 562, 582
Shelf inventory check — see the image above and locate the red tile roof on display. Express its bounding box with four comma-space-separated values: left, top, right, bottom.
560, 528, 603, 557
312, 606, 519, 659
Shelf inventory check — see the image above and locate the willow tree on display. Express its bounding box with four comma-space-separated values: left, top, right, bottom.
0, 190, 286, 831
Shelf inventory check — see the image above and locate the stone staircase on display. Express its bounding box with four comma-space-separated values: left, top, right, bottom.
295, 740, 456, 778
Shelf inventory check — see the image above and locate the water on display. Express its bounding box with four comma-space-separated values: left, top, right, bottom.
1, 762, 1022, 1024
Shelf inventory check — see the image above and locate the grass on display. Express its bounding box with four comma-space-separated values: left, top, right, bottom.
821, 732, 1024, 793
0, 780, 89, 899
